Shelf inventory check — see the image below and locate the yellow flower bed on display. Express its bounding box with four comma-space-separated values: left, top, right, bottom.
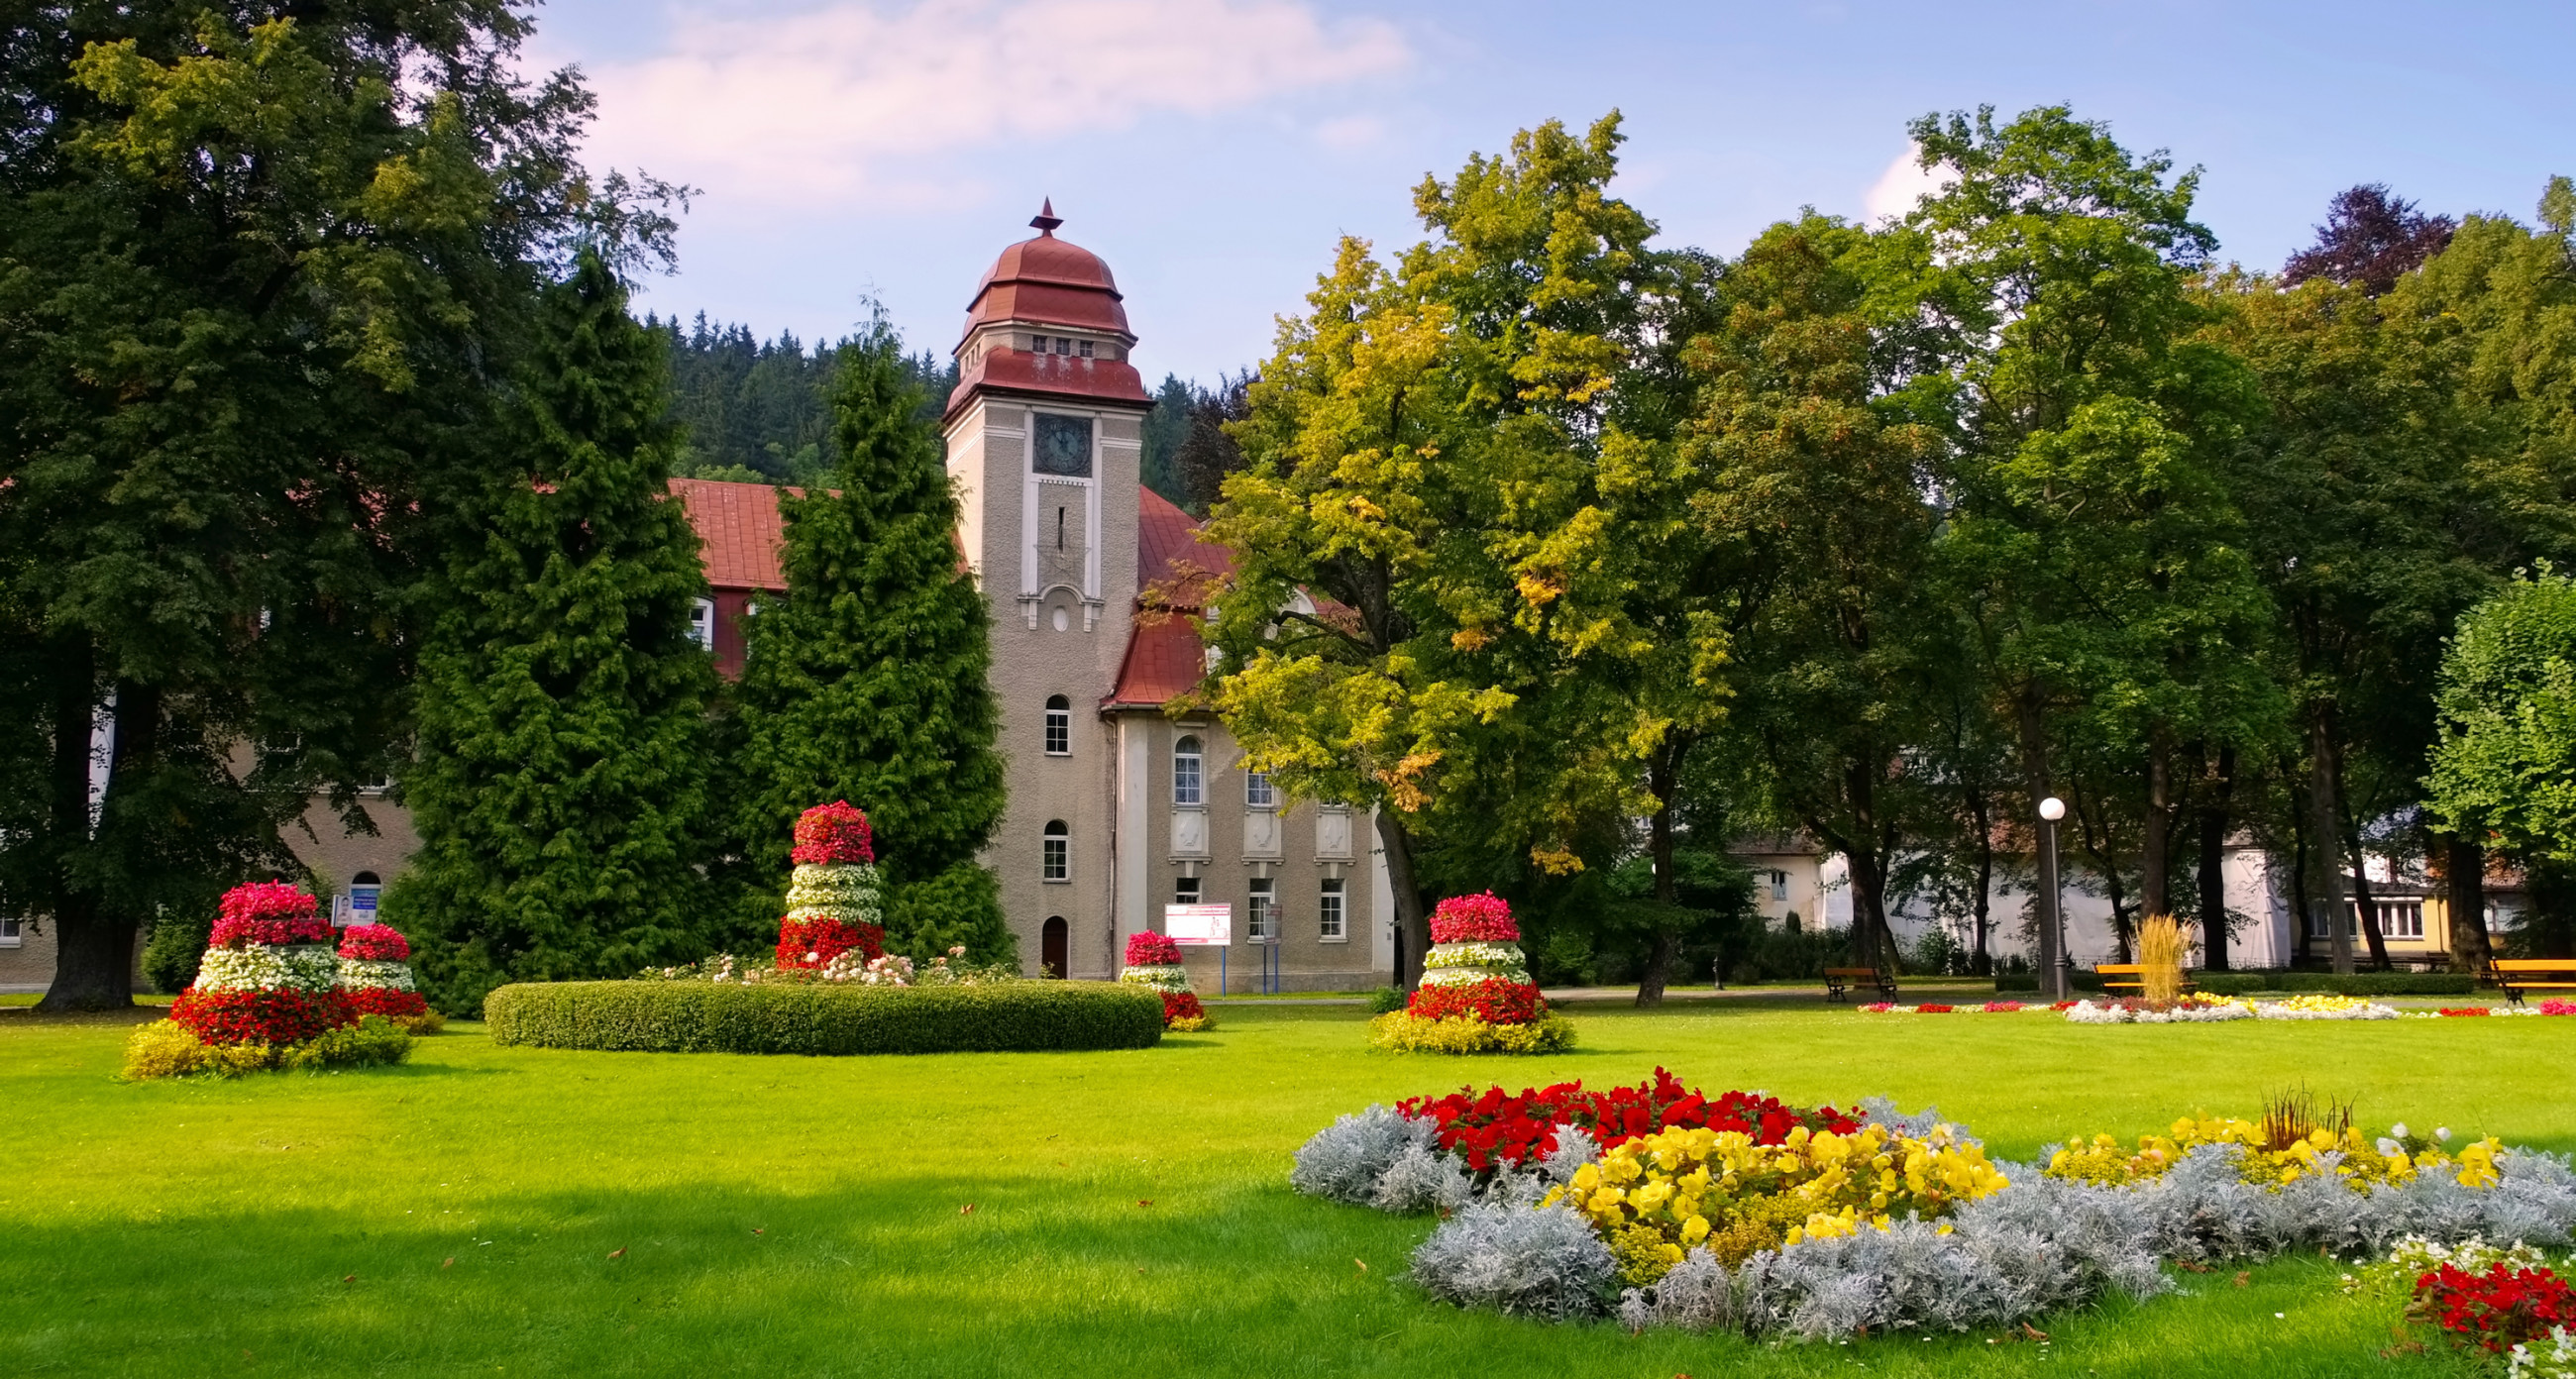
1365, 1010, 1576, 1055
2046, 1114, 2503, 1193
1540, 1121, 2010, 1284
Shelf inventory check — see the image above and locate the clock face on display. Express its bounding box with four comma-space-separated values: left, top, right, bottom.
1033, 413, 1093, 477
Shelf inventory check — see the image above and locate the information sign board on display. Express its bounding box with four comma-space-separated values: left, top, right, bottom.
1163, 903, 1233, 946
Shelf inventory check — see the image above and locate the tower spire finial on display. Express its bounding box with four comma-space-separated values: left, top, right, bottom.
1029, 197, 1062, 236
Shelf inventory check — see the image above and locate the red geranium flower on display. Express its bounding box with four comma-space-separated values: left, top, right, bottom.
1159, 991, 1205, 1026
1429, 892, 1519, 944
2412, 1260, 2575, 1351
1394, 1068, 1861, 1173
776, 916, 885, 969
209, 882, 333, 947
348, 988, 429, 1020
337, 923, 411, 961
1406, 978, 1545, 1025
171, 987, 357, 1046
791, 801, 876, 866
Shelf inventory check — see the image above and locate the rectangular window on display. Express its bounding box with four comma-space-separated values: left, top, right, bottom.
0, 913, 20, 947
1245, 770, 1275, 809
1247, 878, 1275, 940
2347, 900, 2423, 940
688, 597, 716, 653
1769, 869, 1788, 902
1042, 834, 1069, 883
1174, 875, 1201, 905
1078, 340, 1095, 358
1172, 750, 1202, 806
1319, 879, 1345, 940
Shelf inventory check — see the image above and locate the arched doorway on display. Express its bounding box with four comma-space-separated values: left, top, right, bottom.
1041, 916, 1069, 979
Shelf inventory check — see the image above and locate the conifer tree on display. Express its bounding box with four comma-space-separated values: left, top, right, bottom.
392, 251, 718, 1012
727, 322, 1013, 965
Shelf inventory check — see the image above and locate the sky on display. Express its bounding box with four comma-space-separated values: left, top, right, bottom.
526, 0, 2576, 384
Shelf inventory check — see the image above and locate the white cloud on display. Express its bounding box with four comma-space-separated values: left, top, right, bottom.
1864, 143, 1956, 222
1313, 113, 1384, 150
583, 0, 1410, 206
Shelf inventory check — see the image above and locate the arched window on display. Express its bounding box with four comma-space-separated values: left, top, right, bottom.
1044, 694, 1071, 756
1042, 820, 1070, 882
1172, 736, 1203, 806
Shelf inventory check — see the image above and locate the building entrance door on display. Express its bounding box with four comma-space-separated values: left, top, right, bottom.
1041, 916, 1069, 979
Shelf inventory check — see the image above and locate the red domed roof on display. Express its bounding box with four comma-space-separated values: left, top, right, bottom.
947, 202, 1150, 420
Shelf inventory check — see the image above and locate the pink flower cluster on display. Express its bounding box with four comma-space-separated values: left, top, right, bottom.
1429, 892, 1518, 945
209, 882, 331, 947
2541, 999, 2576, 1016
338, 923, 411, 961
791, 801, 875, 866
1126, 931, 1183, 966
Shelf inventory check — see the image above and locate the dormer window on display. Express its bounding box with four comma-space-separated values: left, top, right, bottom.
1078, 340, 1094, 358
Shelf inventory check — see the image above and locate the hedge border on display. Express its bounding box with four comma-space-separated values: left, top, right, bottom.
482, 980, 1164, 1055
1992, 971, 2477, 997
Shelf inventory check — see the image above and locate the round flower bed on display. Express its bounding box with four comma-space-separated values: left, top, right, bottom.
776, 801, 886, 970
128, 882, 412, 1079
1119, 931, 1213, 1031
1292, 1074, 2576, 1340
1371, 893, 1571, 1055
335, 923, 441, 1032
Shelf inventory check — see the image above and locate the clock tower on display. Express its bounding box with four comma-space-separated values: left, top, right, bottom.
943, 203, 1153, 978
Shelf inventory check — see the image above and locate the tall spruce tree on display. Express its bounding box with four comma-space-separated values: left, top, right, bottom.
726, 322, 1013, 964
392, 251, 718, 1011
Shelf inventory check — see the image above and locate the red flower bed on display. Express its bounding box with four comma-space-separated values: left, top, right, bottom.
348, 987, 429, 1020
2438, 1008, 2491, 1017
1160, 991, 1206, 1025
1429, 892, 1518, 944
775, 916, 885, 969
1406, 978, 1544, 1025
2412, 1260, 2575, 1352
1126, 931, 1183, 966
338, 923, 411, 961
1397, 1067, 1863, 1172
171, 987, 357, 1046
209, 881, 332, 947
791, 800, 876, 866
1915, 1004, 1956, 1013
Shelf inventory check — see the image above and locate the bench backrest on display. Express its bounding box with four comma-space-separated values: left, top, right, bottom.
2094, 964, 2191, 976
2491, 959, 2576, 972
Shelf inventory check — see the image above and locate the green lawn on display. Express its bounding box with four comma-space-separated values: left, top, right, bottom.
3, 1001, 2564, 1377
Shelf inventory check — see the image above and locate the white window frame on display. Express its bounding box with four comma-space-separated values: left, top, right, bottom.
1043, 695, 1071, 757
1247, 877, 1275, 940
1041, 821, 1070, 883
688, 597, 716, 653
1319, 878, 1345, 941
1244, 770, 1275, 809
1172, 736, 1203, 806
1173, 875, 1201, 905
0, 913, 20, 947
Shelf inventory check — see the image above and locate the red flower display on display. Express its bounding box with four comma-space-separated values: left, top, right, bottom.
1407, 978, 1545, 1026
1915, 1004, 1956, 1013
1397, 1068, 1863, 1173
338, 923, 412, 961
209, 882, 332, 947
2438, 1008, 2492, 1017
1161, 991, 1206, 1024
347, 987, 430, 1021
2413, 1260, 2574, 1352
1429, 892, 1519, 945
171, 987, 357, 1046
791, 801, 876, 866
1126, 931, 1184, 966
775, 916, 886, 970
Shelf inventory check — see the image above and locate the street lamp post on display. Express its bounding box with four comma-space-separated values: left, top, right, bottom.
2037, 796, 2069, 1003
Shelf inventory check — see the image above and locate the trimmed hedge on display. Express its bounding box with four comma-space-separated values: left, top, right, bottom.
1993, 970, 2477, 997
482, 980, 1164, 1055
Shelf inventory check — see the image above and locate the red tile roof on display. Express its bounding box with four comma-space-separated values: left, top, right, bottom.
961, 232, 1133, 343
1136, 485, 1233, 604
669, 477, 786, 590
1108, 489, 1236, 708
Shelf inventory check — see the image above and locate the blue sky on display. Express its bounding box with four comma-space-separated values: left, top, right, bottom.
528, 0, 2576, 384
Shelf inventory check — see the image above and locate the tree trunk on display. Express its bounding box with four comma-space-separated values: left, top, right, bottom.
2444, 835, 2494, 973
2337, 778, 2393, 972
2142, 741, 2171, 918
2288, 772, 2312, 968
1375, 808, 1431, 991
2014, 685, 2060, 991
1636, 745, 1682, 1008
2197, 746, 2234, 971
1845, 843, 1897, 976
38, 661, 140, 1011
1969, 786, 1994, 976
2307, 707, 2353, 974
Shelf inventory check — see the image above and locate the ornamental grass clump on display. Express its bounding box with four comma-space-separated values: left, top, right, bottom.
2136, 913, 2189, 1004
1369, 893, 1572, 1054
776, 801, 886, 970
1119, 931, 1212, 1031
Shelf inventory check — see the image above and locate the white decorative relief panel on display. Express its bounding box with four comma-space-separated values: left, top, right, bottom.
1170, 807, 1208, 860
1243, 809, 1282, 860
1316, 807, 1353, 861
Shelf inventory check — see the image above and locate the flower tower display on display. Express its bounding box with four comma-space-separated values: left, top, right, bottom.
777, 800, 886, 970
1120, 931, 1213, 1032
1368, 892, 1572, 1053
169, 883, 356, 1046
336, 923, 440, 1031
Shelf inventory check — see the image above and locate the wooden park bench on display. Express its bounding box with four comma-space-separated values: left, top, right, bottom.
2095, 963, 2198, 998
1824, 966, 1898, 1003
2486, 958, 2576, 1007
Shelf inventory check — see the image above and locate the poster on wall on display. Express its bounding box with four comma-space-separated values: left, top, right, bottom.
1163, 903, 1233, 946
